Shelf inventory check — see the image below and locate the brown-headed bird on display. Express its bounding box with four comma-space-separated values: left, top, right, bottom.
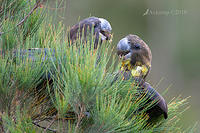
69, 17, 112, 49
117, 34, 152, 80
116, 34, 168, 120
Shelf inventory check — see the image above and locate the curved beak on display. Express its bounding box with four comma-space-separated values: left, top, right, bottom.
100, 30, 112, 42
117, 38, 132, 60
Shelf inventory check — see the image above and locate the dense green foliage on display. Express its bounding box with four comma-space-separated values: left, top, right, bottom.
0, 0, 197, 132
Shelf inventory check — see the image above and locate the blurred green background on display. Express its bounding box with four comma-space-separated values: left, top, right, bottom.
47, 0, 200, 128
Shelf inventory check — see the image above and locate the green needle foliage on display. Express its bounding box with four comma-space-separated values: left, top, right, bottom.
0, 0, 198, 133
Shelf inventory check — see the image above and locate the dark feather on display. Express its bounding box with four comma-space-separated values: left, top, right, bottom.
69, 17, 101, 49
141, 81, 168, 120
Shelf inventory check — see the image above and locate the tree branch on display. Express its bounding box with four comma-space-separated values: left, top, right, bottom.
0, 0, 41, 36
16, 0, 41, 27
32, 121, 57, 133
44, 117, 56, 132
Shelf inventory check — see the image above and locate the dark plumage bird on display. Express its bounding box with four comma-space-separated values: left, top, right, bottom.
69, 17, 112, 49
117, 34, 152, 80
140, 81, 168, 120
116, 34, 168, 120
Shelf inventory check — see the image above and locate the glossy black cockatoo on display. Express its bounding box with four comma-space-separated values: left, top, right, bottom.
117, 34, 168, 120
69, 17, 112, 49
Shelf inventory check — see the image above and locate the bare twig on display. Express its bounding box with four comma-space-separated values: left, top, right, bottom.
0, 0, 41, 36
16, 0, 41, 27
74, 103, 85, 132
44, 117, 56, 132
32, 121, 57, 133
